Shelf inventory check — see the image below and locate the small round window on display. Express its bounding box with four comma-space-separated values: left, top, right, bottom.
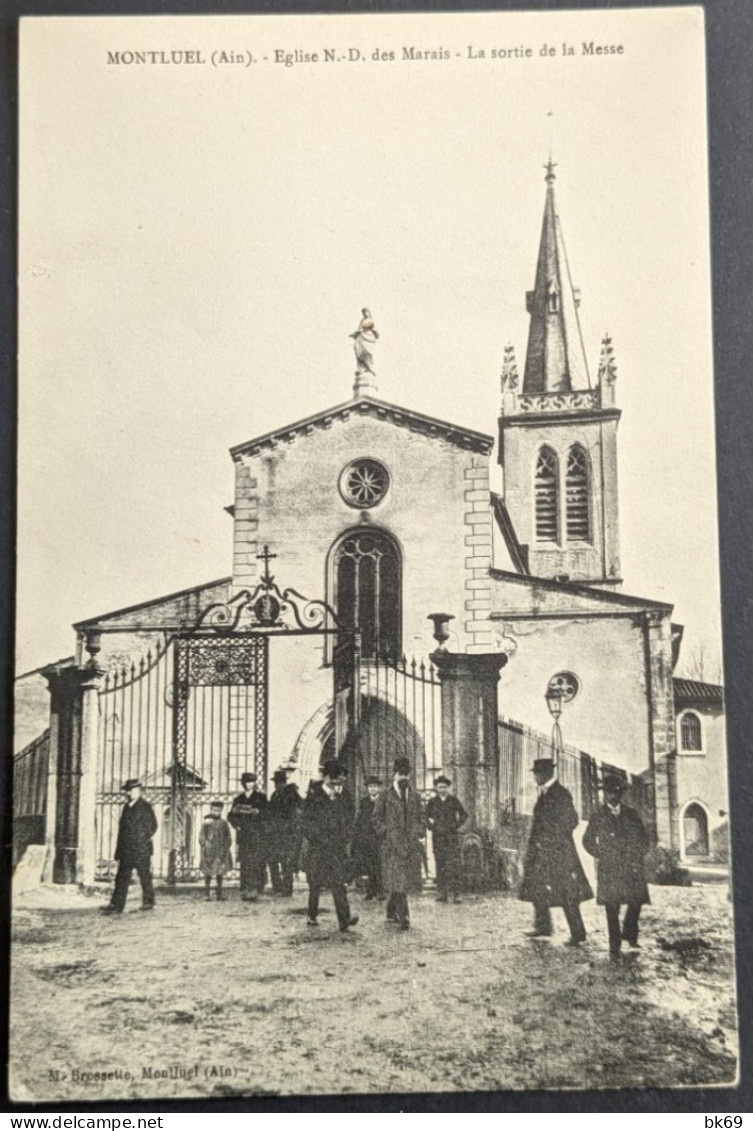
546, 671, 580, 703
339, 458, 390, 509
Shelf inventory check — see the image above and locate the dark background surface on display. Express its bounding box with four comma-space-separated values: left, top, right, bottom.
1, 0, 752, 1114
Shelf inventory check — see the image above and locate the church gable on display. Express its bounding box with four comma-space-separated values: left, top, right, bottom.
231, 400, 496, 656
229, 394, 493, 461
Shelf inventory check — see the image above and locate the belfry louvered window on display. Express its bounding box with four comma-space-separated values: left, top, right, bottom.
566, 445, 590, 541
534, 447, 559, 542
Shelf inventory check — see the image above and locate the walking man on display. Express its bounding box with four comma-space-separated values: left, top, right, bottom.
350, 775, 384, 900
583, 775, 650, 960
302, 760, 359, 932
228, 772, 268, 902
101, 779, 158, 915
373, 757, 425, 930
519, 758, 593, 945
425, 774, 468, 903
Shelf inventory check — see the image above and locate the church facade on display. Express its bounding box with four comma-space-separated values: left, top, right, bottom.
19, 166, 728, 884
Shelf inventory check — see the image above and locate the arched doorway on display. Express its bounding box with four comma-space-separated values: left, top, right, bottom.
682, 801, 710, 858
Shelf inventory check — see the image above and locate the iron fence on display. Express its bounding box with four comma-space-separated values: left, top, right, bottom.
498, 716, 646, 822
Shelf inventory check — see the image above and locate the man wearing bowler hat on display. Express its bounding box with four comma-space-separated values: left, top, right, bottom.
301, 760, 359, 932
425, 775, 468, 903
350, 775, 384, 900
519, 758, 593, 945
101, 779, 158, 914
373, 757, 425, 929
229, 772, 268, 901
583, 774, 650, 960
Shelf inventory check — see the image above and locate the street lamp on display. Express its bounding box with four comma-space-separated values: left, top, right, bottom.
545, 686, 564, 762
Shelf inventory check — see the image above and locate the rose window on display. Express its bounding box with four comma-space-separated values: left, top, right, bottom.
339, 458, 390, 509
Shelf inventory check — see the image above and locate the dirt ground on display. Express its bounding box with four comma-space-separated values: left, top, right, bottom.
9, 878, 738, 1103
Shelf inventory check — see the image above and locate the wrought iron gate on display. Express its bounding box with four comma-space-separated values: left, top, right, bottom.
95, 634, 269, 881
94, 546, 348, 882
337, 644, 443, 801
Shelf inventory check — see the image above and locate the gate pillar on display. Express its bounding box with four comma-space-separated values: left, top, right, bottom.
431, 651, 507, 883
41, 651, 104, 885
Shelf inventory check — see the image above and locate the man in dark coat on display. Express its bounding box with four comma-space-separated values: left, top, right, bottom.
583, 775, 650, 959
228, 772, 268, 901
101, 779, 158, 914
350, 775, 384, 900
519, 758, 593, 945
267, 769, 302, 897
301, 760, 358, 932
425, 775, 468, 903
373, 757, 425, 930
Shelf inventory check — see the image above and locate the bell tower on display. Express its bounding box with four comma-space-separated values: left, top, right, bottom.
499, 164, 621, 587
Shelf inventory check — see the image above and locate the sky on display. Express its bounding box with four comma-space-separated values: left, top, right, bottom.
17, 7, 721, 678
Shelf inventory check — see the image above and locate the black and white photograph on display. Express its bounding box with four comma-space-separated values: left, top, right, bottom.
11, 6, 740, 1102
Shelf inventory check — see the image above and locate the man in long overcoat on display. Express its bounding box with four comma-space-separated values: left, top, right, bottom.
425, 774, 468, 903
583, 774, 650, 959
301, 760, 358, 931
267, 769, 303, 897
228, 772, 268, 901
519, 758, 593, 945
350, 775, 384, 900
373, 757, 425, 929
101, 779, 158, 914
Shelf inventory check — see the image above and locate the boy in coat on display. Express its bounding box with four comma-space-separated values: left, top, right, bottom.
519, 758, 593, 945
228, 772, 268, 901
583, 775, 650, 959
350, 775, 384, 900
101, 779, 158, 914
301, 760, 359, 932
425, 775, 468, 903
199, 800, 233, 901
373, 757, 425, 930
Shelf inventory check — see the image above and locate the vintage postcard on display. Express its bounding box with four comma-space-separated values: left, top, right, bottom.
12, 6, 737, 1103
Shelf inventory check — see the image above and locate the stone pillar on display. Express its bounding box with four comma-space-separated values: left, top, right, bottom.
41, 653, 104, 885
431, 651, 508, 835
77, 664, 104, 884
642, 611, 677, 849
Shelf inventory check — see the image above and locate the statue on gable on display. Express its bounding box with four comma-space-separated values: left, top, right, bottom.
351, 308, 379, 377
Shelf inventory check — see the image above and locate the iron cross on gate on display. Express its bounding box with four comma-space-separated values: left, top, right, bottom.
256, 545, 277, 588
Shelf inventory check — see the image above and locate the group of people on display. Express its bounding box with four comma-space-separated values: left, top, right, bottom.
100, 754, 651, 960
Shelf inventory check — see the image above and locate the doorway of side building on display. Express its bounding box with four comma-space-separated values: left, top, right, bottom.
682, 800, 710, 859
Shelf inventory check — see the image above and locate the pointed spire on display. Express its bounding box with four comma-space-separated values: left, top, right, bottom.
523, 164, 590, 394
597, 333, 618, 385
500, 342, 519, 396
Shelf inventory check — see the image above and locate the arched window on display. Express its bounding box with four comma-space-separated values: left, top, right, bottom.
534, 447, 559, 542
566, 444, 590, 542
680, 711, 702, 752
334, 530, 401, 660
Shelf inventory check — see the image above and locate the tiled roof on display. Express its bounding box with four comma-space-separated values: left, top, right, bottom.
673, 678, 724, 708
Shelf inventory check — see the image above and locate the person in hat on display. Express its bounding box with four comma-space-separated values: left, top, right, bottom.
583, 775, 650, 960
199, 800, 233, 901
301, 760, 359, 931
101, 780, 158, 914
519, 758, 593, 945
373, 757, 425, 929
425, 774, 468, 903
228, 772, 268, 901
350, 775, 384, 900
267, 768, 303, 897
